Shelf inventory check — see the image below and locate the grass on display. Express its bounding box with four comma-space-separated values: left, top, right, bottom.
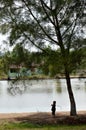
0, 122, 86, 130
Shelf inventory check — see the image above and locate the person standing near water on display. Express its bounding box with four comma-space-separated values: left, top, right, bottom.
51, 101, 56, 116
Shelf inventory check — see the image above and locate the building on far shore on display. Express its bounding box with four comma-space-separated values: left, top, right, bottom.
8, 64, 23, 79
8, 63, 43, 79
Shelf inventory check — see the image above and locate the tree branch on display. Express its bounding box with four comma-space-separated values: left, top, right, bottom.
67, 19, 77, 51
40, 0, 55, 27
22, 0, 58, 45
23, 32, 49, 54
39, 0, 51, 11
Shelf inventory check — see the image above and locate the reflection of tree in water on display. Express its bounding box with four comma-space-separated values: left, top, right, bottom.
7, 80, 28, 96
7, 79, 53, 95
56, 79, 62, 93
0, 83, 2, 96
85, 81, 86, 86
84, 81, 86, 92
27, 80, 52, 93
78, 78, 86, 92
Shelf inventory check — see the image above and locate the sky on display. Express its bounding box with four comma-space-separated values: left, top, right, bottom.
0, 34, 9, 52
0, 34, 58, 53
0, 34, 36, 52
0, 34, 15, 53
0, 33, 43, 53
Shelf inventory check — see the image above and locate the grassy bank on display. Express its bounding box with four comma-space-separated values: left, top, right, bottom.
0, 122, 86, 130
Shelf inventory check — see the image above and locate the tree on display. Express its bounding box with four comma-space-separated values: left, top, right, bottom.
2, 51, 12, 74
0, 57, 6, 77
11, 44, 30, 66
0, 0, 86, 116
41, 48, 64, 76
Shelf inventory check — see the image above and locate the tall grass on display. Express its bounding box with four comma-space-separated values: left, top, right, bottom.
0, 122, 86, 130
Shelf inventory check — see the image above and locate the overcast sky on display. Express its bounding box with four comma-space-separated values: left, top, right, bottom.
0, 33, 58, 53
0, 34, 14, 53
0, 34, 39, 52
0, 34, 8, 52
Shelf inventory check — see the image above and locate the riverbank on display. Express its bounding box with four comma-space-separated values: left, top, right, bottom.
0, 111, 86, 125
0, 75, 86, 80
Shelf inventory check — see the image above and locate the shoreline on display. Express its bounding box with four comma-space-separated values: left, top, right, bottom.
0, 111, 86, 119
0, 111, 86, 125
0, 76, 86, 81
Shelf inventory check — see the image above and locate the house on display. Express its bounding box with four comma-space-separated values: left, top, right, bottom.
8, 62, 43, 79
8, 64, 25, 79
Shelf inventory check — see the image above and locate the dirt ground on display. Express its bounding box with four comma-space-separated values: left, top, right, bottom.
0, 111, 86, 125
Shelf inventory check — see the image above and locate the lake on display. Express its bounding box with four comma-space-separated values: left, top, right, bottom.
0, 78, 86, 113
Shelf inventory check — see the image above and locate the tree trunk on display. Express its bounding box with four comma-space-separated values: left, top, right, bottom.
65, 69, 77, 116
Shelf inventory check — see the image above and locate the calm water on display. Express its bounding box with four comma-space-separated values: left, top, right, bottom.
0, 78, 86, 113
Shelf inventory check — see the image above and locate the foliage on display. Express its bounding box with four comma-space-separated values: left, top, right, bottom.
0, 44, 86, 78
10, 44, 30, 66
0, 0, 86, 115
0, 0, 85, 71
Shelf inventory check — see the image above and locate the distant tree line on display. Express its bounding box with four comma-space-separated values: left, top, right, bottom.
0, 43, 86, 78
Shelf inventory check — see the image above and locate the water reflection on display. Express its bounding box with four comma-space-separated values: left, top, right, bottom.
56, 79, 62, 93
7, 80, 53, 96
7, 80, 27, 96
85, 81, 86, 87
0, 78, 85, 113
0, 83, 2, 96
